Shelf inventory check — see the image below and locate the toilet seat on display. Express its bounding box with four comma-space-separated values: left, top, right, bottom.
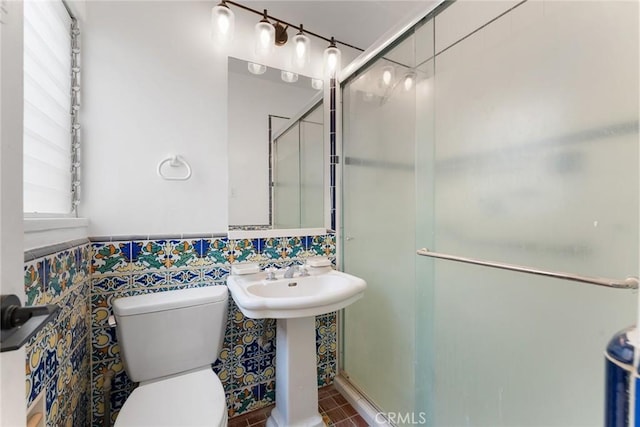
115, 368, 228, 427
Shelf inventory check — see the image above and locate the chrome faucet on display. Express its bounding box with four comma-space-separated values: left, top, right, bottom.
284, 265, 309, 279
283, 265, 298, 279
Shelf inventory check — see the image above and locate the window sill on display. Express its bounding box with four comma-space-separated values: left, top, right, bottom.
24, 218, 89, 251
24, 217, 89, 233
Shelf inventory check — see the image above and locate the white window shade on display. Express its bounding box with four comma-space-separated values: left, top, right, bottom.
23, 0, 73, 214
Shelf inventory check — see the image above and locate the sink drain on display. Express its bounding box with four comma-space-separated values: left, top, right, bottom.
288, 282, 297, 287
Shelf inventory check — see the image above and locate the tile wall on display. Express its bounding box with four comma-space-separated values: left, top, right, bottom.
24, 240, 92, 427
89, 233, 337, 426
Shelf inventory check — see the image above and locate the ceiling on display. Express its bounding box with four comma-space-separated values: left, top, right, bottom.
241, 1, 430, 52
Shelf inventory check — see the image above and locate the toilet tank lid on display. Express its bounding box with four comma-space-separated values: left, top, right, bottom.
113, 286, 228, 317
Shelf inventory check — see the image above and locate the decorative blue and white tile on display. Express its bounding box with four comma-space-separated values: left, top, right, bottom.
211, 361, 235, 393
260, 237, 305, 260
167, 240, 198, 268
130, 240, 168, 271
92, 275, 130, 293
73, 246, 85, 284
91, 357, 133, 393
200, 266, 230, 282
70, 305, 88, 345
191, 239, 210, 259
232, 333, 262, 360
92, 327, 118, 362
44, 253, 65, 299
26, 342, 46, 405
24, 259, 45, 306
317, 360, 337, 387
229, 239, 260, 263
131, 271, 170, 288
57, 315, 74, 364
240, 353, 275, 384
91, 291, 131, 328
308, 234, 336, 257
229, 385, 261, 417
91, 243, 129, 275
59, 249, 75, 287
44, 341, 59, 380
258, 380, 276, 406
46, 374, 59, 421
110, 388, 132, 413
168, 269, 200, 286
205, 238, 232, 264
80, 244, 92, 277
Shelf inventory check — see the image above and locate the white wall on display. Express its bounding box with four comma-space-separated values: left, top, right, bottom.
81, 1, 228, 236
228, 68, 317, 226
80, 1, 360, 236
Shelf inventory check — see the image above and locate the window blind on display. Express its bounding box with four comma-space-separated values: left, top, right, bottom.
23, 0, 73, 214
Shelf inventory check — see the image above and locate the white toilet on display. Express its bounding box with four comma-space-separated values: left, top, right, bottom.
112, 286, 229, 426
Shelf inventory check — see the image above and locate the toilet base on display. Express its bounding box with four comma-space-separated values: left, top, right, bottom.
266, 407, 324, 427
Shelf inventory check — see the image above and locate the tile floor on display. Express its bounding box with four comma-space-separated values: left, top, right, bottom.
228, 385, 368, 427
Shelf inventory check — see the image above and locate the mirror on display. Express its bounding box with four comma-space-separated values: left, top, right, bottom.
272, 98, 324, 228
227, 57, 324, 229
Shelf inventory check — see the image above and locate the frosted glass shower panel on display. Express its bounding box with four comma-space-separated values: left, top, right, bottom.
300, 104, 324, 228
429, 1, 638, 425
342, 33, 418, 418
273, 124, 300, 228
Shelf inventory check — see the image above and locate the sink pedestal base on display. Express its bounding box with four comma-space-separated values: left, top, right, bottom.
266, 316, 324, 427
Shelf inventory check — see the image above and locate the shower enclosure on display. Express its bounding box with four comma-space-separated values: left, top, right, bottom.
340, 1, 639, 425
272, 100, 324, 228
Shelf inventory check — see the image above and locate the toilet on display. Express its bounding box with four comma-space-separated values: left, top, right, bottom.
112, 286, 229, 426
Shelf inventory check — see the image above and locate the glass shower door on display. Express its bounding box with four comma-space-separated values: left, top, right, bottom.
341, 1, 639, 426
342, 33, 418, 417
273, 123, 300, 228
419, 1, 639, 425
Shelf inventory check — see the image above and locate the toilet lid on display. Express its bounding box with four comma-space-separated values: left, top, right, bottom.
115, 368, 227, 427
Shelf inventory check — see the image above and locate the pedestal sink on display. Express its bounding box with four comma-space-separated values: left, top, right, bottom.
227, 267, 366, 427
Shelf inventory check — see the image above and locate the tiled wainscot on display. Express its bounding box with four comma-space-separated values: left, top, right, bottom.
89, 233, 337, 426
24, 240, 92, 427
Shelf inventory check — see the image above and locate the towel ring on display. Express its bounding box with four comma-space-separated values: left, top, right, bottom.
157, 155, 192, 181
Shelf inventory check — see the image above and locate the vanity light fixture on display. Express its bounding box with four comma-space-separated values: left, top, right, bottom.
255, 9, 275, 57
292, 24, 310, 69
403, 71, 416, 91
281, 70, 299, 83
211, 1, 235, 43
311, 78, 323, 90
381, 65, 394, 87
247, 62, 267, 75
211, 1, 363, 76
324, 37, 341, 77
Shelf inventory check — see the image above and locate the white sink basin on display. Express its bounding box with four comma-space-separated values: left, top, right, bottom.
227, 269, 366, 319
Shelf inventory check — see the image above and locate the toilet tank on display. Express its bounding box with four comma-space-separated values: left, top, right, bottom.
113, 286, 228, 383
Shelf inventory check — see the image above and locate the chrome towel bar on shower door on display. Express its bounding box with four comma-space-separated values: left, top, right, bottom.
416, 248, 638, 290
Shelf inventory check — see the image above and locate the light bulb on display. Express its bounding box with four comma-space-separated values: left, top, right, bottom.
218, 14, 229, 34
324, 37, 341, 77
281, 71, 299, 83
296, 40, 306, 57
211, 2, 234, 44
381, 66, 394, 87
327, 52, 338, 72
248, 62, 266, 75
311, 79, 323, 90
255, 10, 275, 57
403, 72, 415, 91
292, 25, 310, 70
